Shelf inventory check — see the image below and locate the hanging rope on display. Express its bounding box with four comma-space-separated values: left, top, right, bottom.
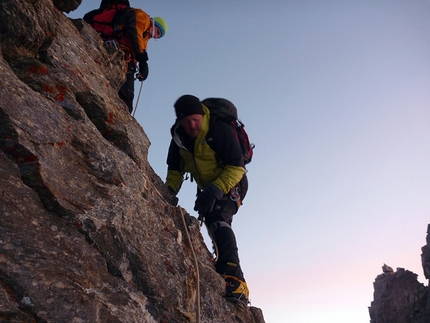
132, 81, 144, 117
178, 207, 201, 323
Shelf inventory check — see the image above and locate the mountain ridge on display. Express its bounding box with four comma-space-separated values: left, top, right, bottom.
369, 224, 430, 323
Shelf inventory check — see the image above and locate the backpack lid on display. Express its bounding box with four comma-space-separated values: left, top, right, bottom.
201, 98, 238, 119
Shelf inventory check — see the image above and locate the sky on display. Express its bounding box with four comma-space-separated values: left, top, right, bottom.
68, 1, 430, 322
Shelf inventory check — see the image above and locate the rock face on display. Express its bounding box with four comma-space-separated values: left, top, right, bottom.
0, 1, 265, 322
369, 225, 430, 323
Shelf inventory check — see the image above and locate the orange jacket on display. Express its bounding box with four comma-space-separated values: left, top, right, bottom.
84, 5, 151, 64
115, 8, 151, 63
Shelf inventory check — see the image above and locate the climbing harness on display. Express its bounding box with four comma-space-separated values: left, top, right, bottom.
104, 39, 120, 50
178, 207, 201, 323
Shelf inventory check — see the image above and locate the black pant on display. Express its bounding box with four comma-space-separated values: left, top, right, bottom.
118, 60, 136, 113
204, 196, 245, 281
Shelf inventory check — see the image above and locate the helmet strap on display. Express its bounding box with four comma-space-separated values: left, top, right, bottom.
151, 18, 156, 39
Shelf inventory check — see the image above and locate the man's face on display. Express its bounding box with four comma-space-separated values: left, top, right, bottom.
154, 25, 162, 39
179, 114, 203, 139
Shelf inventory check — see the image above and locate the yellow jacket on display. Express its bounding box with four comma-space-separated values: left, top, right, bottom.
166, 105, 246, 195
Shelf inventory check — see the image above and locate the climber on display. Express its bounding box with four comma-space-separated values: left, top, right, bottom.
165, 95, 249, 301
83, 0, 167, 113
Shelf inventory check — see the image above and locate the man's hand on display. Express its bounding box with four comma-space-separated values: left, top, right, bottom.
136, 61, 148, 81
194, 190, 216, 215
194, 183, 223, 215
165, 186, 178, 206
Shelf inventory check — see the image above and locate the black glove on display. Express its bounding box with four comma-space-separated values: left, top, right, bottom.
136, 61, 148, 81
165, 186, 178, 206
194, 183, 223, 215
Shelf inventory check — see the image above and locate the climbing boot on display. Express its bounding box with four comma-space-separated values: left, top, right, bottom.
223, 275, 249, 301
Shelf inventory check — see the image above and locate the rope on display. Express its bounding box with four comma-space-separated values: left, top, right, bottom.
178, 207, 201, 323
132, 81, 144, 117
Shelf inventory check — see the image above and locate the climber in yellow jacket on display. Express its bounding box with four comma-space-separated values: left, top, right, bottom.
166, 95, 249, 301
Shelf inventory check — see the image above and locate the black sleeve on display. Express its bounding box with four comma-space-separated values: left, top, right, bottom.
120, 10, 147, 61
136, 51, 149, 78
166, 139, 182, 171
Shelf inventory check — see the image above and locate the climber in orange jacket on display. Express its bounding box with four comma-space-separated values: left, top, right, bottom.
84, 0, 167, 113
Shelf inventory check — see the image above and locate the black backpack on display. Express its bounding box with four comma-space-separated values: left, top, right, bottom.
201, 98, 254, 165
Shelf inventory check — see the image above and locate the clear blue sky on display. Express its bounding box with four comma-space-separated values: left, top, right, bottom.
69, 1, 430, 322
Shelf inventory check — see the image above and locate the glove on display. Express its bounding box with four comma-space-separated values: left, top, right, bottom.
194, 183, 223, 215
136, 61, 148, 81
165, 186, 178, 206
